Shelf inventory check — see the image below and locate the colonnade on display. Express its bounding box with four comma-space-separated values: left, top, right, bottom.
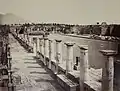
28, 35, 117, 91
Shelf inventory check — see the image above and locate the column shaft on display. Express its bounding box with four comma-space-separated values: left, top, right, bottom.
78, 45, 88, 91
100, 50, 117, 91
36, 37, 40, 52
102, 56, 114, 91
66, 46, 74, 74
48, 40, 52, 69
65, 42, 74, 75
43, 38, 48, 65
39, 39, 42, 54
55, 40, 62, 74
45, 39, 49, 58
51, 41, 55, 60
41, 39, 44, 55
29, 37, 32, 46
33, 41, 37, 56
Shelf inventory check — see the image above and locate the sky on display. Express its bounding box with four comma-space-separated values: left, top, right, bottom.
0, 0, 120, 24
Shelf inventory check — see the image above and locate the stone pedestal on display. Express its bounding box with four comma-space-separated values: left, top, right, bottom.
100, 50, 117, 91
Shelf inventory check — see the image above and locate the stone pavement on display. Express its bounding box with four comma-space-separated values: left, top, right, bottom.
9, 34, 65, 91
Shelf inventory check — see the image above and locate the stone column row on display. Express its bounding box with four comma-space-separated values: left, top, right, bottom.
34, 38, 62, 68
34, 37, 88, 77
31, 36, 117, 91
37, 38, 88, 78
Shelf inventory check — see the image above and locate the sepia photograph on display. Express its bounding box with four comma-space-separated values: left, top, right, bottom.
0, 0, 120, 91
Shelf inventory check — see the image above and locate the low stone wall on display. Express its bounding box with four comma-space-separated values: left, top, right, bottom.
37, 52, 96, 91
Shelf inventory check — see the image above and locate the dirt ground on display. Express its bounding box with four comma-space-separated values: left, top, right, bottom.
9, 34, 65, 91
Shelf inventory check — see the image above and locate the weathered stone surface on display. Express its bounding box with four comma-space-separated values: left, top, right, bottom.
57, 74, 78, 91
9, 34, 65, 91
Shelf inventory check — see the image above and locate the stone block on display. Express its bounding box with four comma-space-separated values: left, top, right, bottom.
57, 74, 78, 91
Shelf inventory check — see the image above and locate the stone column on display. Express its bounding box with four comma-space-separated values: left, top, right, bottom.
24, 34, 27, 42
22, 34, 24, 41
51, 40, 55, 61
7, 52, 12, 71
31, 38, 34, 48
39, 38, 43, 54
29, 36, 32, 46
55, 39, 62, 74
25, 34, 28, 44
36, 37, 40, 52
18, 33, 20, 38
20, 34, 23, 40
43, 37, 48, 65
55, 40, 62, 63
18, 34, 21, 39
45, 38, 49, 58
78, 45, 88, 91
100, 50, 117, 91
41, 39, 44, 55
64, 42, 75, 75
36, 37, 40, 58
33, 39, 37, 56
48, 39, 53, 69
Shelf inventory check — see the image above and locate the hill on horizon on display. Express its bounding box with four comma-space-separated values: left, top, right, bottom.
0, 13, 4, 24
0, 13, 30, 25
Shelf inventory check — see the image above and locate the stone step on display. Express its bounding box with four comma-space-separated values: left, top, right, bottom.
57, 74, 78, 91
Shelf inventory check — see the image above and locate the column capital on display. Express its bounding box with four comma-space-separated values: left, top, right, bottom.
78, 45, 88, 50
55, 39, 62, 43
100, 50, 117, 56
49, 39, 54, 42
64, 42, 75, 46
39, 38, 44, 40
44, 37, 48, 40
